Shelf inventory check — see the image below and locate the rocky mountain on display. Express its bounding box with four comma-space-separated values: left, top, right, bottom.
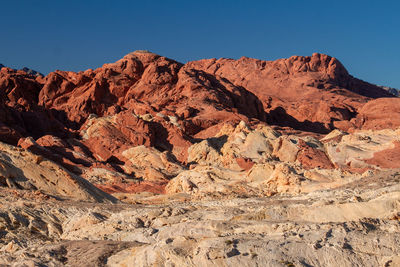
0, 51, 399, 266
21, 67, 44, 77
379, 85, 400, 96
0, 63, 43, 76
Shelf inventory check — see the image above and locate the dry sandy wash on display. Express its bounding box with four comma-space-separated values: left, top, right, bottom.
0, 51, 399, 266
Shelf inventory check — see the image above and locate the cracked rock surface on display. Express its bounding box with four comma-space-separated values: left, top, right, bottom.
0, 170, 399, 266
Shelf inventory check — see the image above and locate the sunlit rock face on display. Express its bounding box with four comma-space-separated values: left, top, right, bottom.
0, 52, 399, 266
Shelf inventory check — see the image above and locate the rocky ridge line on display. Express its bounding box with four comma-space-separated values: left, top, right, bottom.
0, 51, 400, 266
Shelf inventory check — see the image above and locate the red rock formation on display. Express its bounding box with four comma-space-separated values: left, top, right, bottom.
352, 98, 400, 130
0, 50, 398, 196
95, 181, 167, 195
0, 67, 41, 109
186, 53, 392, 133
17, 136, 92, 174
80, 111, 155, 162
364, 141, 400, 168
0, 68, 70, 144
3, 52, 394, 141
296, 139, 334, 169
236, 157, 255, 171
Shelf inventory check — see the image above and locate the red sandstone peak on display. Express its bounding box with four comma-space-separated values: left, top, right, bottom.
0, 51, 398, 165
1, 51, 400, 266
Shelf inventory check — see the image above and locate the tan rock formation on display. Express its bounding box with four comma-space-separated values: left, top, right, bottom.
0, 141, 116, 203
122, 145, 183, 181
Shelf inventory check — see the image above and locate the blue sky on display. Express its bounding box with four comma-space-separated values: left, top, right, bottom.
1, 0, 399, 87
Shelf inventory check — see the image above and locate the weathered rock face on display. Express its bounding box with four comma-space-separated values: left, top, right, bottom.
122, 145, 183, 181
1, 52, 400, 266
0, 68, 41, 109
352, 98, 400, 130
0, 68, 70, 144
166, 121, 400, 198
1, 169, 399, 266
185, 53, 393, 133
324, 128, 400, 170
0, 51, 398, 199
80, 112, 155, 162
18, 135, 94, 174
0, 141, 116, 203
378, 85, 400, 96
0, 51, 396, 166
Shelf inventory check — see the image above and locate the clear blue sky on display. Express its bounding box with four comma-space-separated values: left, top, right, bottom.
1, 0, 399, 88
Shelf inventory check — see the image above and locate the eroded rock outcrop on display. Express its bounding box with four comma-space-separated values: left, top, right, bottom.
1, 169, 399, 267
0, 141, 116, 203
0, 51, 397, 174
167, 121, 400, 198
0, 52, 400, 266
324, 128, 400, 169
